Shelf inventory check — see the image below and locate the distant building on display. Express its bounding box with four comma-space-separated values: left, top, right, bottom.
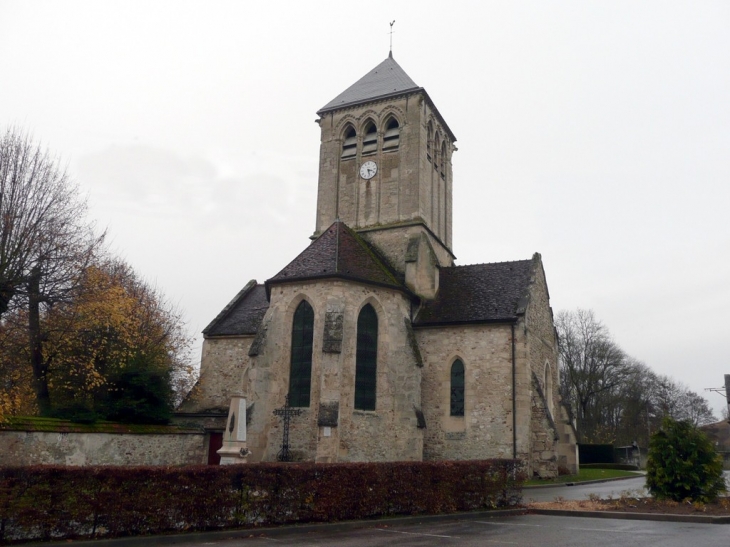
178, 53, 577, 477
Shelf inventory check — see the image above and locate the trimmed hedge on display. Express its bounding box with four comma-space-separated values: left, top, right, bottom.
0, 459, 523, 544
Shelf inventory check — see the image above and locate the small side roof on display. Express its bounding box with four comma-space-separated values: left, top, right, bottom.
266, 220, 406, 294
318, 53, 420, 114
414, 258, 536, 326
203, 281, 269, 337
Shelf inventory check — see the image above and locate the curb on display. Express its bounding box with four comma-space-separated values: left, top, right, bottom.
523, 473, 645, 489
529, 508, 730, 525
20, 509, 529, 547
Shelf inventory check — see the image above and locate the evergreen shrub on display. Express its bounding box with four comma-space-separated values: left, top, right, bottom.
646, 416, 726, 502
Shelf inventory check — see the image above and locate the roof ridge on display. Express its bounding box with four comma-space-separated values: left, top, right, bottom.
450, 258, 533, 268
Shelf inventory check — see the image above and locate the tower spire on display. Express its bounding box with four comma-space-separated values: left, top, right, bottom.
389, 20, 395, 57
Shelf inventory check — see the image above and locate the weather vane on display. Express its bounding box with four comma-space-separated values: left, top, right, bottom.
389, 20, 396, 55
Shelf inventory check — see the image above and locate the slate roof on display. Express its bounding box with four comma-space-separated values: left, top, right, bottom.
266, 220, 405, 293
414, 258, 535, 326
318, 53, 421, 114
203, 281, 269, 337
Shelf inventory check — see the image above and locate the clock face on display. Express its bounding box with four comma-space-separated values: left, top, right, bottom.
359, 160, 377, 180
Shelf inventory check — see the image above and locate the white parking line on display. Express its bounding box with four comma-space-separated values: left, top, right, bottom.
374, 528, 458, 538
566, 526, 656, 534
474, 521, 541, 527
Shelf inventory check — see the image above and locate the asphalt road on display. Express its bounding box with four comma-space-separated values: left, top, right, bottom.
523, 471, 730, 503
523, 475, 648, 502
159, 514, 729, 546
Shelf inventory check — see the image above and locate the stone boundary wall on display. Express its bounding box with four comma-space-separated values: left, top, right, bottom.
0, 430, 206, 466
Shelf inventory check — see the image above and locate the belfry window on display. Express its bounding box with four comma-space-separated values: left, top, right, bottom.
427, 122, 433, 163
289, 300, 314, 407
450, 359, 465, 416
433, 131, 441, 171
341, 126, 357, 159
383, 118, 400, 151
355, 304, 378, 410
440, 141, 447, 179
362, 122, 377, 156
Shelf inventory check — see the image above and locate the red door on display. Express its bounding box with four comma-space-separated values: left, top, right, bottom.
207, 432, 223, 465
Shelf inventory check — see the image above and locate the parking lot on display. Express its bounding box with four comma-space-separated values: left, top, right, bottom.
166, 513, 728, 546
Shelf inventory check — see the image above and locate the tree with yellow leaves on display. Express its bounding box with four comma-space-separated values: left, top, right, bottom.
0, 257, 195, 423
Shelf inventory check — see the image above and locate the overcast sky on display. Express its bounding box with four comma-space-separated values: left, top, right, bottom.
1, 1, 728, 417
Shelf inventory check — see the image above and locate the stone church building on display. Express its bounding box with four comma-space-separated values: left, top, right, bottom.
178, 54, 578, 477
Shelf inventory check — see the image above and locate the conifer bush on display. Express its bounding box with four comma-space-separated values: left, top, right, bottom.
646, 416, 726, 502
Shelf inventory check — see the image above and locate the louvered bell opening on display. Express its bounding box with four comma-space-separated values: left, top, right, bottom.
362, 135, 377, 156
382, 127, 399, 150
341, 135, 357, 159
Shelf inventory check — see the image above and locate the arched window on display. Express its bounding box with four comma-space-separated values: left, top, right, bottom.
426, 122, 433, 163
289, 300, 314, 407
544, 363, 553, 417
433, 131, 441, 171
341, 125, 357, 159
440, 141, 447, 179
362, 121, 377, 155
355, 304, 378, 410
450, 359, 465, 416
383, 117, 400, 151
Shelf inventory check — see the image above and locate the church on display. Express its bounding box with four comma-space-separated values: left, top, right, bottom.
177, 53, 578, 477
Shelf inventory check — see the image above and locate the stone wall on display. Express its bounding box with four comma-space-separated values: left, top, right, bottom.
417, 323, 517, 461
0, 430, 206, 466
246, 280, 423, 463
523, 255, 568, 477
178, 335, 254, 414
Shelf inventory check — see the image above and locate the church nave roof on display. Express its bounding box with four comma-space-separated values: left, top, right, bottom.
414, 257, 538, 326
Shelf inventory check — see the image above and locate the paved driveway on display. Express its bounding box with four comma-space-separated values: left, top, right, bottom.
159, 514, 729, 546
523, 475, 648, 502
524, 471, 730, 503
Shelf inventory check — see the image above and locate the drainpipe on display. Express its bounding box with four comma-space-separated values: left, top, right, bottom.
511, 323, 517, 459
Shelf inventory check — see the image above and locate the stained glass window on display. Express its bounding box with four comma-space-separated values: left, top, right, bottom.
355, 304, 378, 410
450, 359, 465, 416
289, 300, 314, 407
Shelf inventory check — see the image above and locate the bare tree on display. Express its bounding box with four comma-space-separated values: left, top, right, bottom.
0, 127, 103, 414
556, 309, 632, 442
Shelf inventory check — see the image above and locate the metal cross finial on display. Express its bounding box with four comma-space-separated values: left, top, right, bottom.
389, 20, 396, 56
273, 394, 303, 462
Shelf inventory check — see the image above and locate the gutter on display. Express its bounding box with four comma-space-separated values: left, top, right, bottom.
512, 323, 517, 459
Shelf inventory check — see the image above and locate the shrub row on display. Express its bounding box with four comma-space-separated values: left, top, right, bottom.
0, 459, 523, 544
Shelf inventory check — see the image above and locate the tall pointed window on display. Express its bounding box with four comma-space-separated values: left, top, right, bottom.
355, 304, 378, 410
383, 117, 400, 151
450, 359, 465, 416
289, 300, 314, 407
427, 122, 433, 163
440, 141, 447, 179
341, 125, 357, 159
362, 121, 377, 156
433, 131, 441, 172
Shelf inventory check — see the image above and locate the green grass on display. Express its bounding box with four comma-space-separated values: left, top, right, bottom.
525, 467, 642, 486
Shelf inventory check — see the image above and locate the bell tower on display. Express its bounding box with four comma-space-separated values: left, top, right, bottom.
314, 54, 457, 271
